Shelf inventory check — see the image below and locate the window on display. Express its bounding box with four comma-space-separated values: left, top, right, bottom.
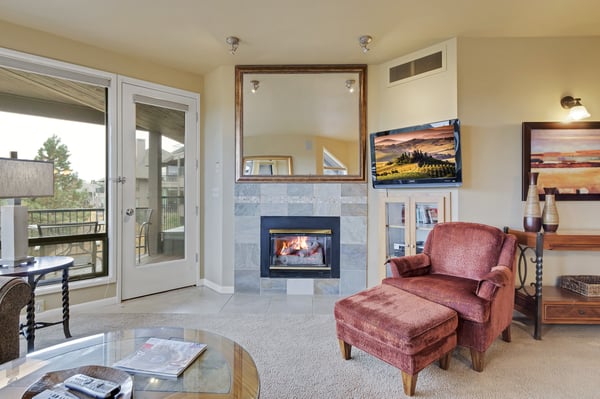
0, 51, 111, 282
323, 148, 348, 175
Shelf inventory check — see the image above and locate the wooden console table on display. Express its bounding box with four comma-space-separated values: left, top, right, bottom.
505, 228, 600, 339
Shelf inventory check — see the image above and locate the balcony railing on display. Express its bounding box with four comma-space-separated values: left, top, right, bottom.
15, 196, 184, 283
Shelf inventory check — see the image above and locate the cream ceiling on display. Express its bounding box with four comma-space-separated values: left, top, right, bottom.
0, 0, 599, 75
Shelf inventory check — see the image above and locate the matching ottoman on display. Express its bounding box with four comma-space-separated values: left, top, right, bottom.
334, 284, 458, 396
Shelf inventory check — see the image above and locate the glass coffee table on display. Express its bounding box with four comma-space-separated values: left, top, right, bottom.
0, 327, 260, 398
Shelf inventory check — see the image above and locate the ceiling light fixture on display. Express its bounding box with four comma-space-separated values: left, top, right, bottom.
561, 95, 591, 121
345, 79, 356, 93
250, 80, 260, 93
226, 36, 240, 55
359, 35, 373, 53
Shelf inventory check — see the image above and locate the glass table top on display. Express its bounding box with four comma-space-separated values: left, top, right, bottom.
0, 327, 260, 399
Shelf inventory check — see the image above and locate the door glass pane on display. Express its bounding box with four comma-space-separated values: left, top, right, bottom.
135, 103, 185, 265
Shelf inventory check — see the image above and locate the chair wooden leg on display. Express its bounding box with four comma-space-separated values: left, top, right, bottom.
401, 371, 418, 396
502, 325, 512, 342
470, 349, 485, 372
438, 350, 452, 370
338, 339, 352, 360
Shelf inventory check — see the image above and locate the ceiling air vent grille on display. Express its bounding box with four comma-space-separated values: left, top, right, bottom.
388, 50, 444, 85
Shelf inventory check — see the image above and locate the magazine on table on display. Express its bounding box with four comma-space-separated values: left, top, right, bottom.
113, 337, 207, 378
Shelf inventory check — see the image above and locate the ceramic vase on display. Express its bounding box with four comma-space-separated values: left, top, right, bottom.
542, 187, 559, 232
523, 172, 542, 232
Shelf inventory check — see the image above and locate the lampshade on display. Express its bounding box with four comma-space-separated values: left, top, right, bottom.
568, 104, 591, 121
560, 95, 591, 121
0, 158, 54, 198
1, 157, 54, 266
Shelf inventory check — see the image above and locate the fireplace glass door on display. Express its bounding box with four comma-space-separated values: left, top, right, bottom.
269, 229, 331, 271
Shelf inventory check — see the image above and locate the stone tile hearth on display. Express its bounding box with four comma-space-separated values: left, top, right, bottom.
234, 183, 367, 296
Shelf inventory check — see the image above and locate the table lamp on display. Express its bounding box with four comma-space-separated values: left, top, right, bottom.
0, 156, 54, 267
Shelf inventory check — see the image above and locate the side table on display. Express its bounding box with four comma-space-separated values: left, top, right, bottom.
0, 256, 74, 352
505, 228, 600, 339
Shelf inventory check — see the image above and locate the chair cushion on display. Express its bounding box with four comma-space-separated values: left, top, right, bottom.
383, 275, 492, 323
425, 222, 506, 280
334, 284, 457, 355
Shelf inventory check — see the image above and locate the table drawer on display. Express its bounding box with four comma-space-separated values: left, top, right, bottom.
543, 303, 600, 323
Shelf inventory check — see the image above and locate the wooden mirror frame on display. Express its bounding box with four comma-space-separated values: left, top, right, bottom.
235, 64, 367, 182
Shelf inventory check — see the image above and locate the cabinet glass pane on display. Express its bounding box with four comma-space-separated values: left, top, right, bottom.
386, 202, 405, 227
415, 202, 439, 226
387, 227, 406, 258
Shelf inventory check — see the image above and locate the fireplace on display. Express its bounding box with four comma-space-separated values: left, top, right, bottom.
261, 216, 340, 278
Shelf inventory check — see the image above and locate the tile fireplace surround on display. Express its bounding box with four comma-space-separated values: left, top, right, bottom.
234, 183, 367, 296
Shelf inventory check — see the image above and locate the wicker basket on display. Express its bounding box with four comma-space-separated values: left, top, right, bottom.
560, 275, 600, 297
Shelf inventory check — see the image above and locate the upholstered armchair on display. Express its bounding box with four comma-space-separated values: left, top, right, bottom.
383, 222, 517, 372
0, 276, 32, 364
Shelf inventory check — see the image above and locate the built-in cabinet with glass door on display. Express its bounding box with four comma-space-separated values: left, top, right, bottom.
380, 193, 449, 279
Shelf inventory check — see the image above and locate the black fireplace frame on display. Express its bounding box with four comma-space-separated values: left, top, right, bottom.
260, 216, 340, 278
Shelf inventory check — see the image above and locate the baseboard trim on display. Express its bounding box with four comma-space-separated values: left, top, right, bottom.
201, 279, 234, 294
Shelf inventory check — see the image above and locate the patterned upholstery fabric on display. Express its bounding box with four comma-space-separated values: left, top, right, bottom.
0, 277, 32, 364
385, 222, 517, 369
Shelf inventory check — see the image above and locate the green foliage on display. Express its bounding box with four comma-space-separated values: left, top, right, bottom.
25, 135, 90, 210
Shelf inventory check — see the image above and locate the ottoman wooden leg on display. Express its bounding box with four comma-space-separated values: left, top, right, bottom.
439, 350, 452, 370
338, 339, 352, 360
401, 371, 418, 396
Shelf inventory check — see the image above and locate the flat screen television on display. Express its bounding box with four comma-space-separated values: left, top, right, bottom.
370, 119, 462, 189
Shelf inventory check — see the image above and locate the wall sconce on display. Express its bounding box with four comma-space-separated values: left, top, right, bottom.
250, 80, 260, 93
345, 79, 356, 93
561, 95, 591, 121
0, 156, 54, 266
226, 36, 240, 55
358, 35, 372, 53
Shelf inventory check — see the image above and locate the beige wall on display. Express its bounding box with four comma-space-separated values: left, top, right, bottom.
0, 20, 203, 92
458, 37, 600, 285
202, 65, 235, 291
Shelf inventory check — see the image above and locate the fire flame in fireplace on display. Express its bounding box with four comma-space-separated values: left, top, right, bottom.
280, 236, 309, 255
277, 236, 322, 258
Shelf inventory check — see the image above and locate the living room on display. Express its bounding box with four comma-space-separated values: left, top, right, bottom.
0, 2, 599, 397
1, 4, 600, 303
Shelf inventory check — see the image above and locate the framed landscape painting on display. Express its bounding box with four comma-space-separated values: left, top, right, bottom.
522, 121, 600, 201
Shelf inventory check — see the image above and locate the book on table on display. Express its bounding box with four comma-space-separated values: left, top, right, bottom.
113, 337, 207, 378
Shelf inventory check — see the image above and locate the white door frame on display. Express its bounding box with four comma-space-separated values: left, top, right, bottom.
116, 76, 199, 300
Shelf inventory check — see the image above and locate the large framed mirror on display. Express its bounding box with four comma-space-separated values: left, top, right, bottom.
235, 64, 367, 182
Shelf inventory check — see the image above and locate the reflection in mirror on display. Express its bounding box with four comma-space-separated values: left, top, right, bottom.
243, 156, 292, 176
235, 65, 366, 182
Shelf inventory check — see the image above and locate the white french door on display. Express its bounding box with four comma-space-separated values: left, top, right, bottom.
119, 79, 199, 300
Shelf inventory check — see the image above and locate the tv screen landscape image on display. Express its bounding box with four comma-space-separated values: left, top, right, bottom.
370, 119, 462, 189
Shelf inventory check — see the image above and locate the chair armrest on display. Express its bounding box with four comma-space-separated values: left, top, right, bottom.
475, 265, 512, 301
386, 254, 431, 278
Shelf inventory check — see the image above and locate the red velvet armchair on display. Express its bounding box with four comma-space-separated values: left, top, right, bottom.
383, 222, 517, 372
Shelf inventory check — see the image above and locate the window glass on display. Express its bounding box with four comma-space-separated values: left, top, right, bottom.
0, 66, 108, 280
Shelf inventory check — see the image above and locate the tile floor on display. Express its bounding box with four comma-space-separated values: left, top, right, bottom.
83, 286, 342, 316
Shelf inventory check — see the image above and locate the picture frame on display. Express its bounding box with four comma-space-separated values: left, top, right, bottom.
243, 156, 293, 176
522, 121, 600, 201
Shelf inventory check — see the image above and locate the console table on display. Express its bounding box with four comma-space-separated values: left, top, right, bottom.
505, 228, 600, 339
0, 256, 74, 352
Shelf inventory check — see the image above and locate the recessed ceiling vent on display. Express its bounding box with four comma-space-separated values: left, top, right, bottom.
388, 49, 445, 86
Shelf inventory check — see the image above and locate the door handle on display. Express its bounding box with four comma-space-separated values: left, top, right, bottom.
125, 208, 135, 216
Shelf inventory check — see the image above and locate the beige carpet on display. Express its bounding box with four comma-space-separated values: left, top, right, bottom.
25, 313, 600, 398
